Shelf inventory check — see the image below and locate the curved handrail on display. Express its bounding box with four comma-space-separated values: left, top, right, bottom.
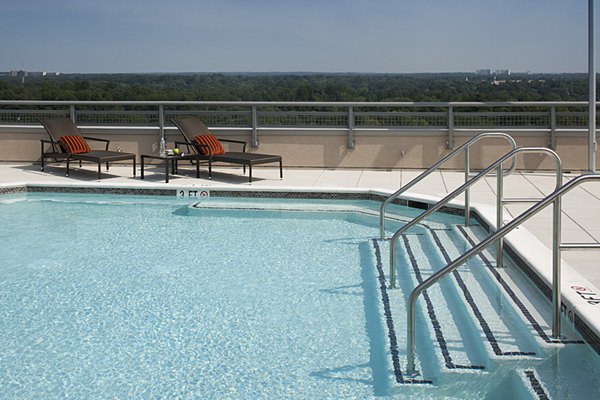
405, 173, 600, 376
379, 132, 517, 239
388, 147, 561, 289
495, 148, 563, 268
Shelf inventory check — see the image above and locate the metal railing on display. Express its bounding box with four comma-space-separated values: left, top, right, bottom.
379, 132, 517, 240
0, 100, 596, 150
496, 151, 563, 268
388, 147, 560, 290
405, 173, 600, 376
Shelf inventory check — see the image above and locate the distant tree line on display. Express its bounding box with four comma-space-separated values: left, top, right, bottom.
0, 72, 591, 102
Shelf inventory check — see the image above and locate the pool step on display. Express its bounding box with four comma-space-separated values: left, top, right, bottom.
384, 222, 558, 385
430, 226, 542, 360
389, 233, 488, 382
382, 218, 600, 396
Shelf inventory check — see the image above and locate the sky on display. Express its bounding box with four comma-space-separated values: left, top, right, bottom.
0, 0, 593, 74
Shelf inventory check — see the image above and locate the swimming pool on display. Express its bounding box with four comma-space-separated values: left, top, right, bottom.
1, 193, 599, 399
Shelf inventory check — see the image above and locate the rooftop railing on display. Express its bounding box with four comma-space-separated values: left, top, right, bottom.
0, 100, 595, 149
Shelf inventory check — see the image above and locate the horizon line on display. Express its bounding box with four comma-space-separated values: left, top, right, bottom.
0, 70, 591, 76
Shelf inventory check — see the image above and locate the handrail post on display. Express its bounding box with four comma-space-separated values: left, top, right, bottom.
552, 193, 562, 337
406, 288, 418, 375
464, 145, 470, 225
70, 105, 76, 123
497, 163, 505, 268
390, 239, 397, 289
251, 105, 259, 147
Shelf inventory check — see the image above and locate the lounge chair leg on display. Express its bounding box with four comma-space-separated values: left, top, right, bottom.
66, 158, 70, 176
248, 165, 252, 183
40, 142, 45, 171
279, 160, 283, 179
106, 162, 110, 171
98, 162, 102, 179
165, 159, 170, 183
133, 158, 136, 177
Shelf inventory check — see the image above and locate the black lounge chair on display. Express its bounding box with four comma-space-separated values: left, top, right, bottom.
40, 118, 136, 179
171, 117, 283, 183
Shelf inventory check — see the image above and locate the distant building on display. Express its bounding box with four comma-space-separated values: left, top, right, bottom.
8, 69, 60, 82
10, 70, 28, 83
476, 68, 511, 76
10, 70, 28, 78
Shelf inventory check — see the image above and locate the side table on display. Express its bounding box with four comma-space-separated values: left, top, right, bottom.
140, 153, 200, 183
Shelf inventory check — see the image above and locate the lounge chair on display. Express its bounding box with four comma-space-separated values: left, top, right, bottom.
39, 118, 136, 179
171, 117, 283, 183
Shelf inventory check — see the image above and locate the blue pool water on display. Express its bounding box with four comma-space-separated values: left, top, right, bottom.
1, 193, 599, 399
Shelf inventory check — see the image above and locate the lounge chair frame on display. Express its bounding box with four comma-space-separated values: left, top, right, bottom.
171, 117, 283, 183
40, 118, 136, 179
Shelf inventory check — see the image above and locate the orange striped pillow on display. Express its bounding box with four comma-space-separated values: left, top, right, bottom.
193, 134, 224, 156
58, 135, 91, 154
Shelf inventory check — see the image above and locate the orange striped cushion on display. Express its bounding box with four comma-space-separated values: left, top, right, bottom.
58, 135, 91, 154
193, 134, 224, 156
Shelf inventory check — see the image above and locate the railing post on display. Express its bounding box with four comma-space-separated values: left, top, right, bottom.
251, 105, 259, 148
552, 195, 562, 338
553, 159, 563, 338
464, 146, 470, 225
158, 104, 165, 142
497, 163, 504, 268
348, 106, 356, 149
589, 0, 597, 173
549, 106, 557, 149
447, 105, 455, 149
406, 289, 417, 375
70, 105, 76, 123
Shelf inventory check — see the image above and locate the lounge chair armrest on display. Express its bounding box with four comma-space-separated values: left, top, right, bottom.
83, 136, 110, 151
177, 140, 211, 155
175, 140, 198, 155
41, 138, 64, 153
219, 138, 247, 153
41, 138, 59, 145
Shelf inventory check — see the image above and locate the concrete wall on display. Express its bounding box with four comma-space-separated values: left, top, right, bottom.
1, 126, 597, 171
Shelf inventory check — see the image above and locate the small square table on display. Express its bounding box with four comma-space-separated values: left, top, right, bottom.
140, 153, 200, 183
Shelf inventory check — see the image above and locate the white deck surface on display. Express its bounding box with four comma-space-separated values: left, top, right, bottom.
1, 162, 599, 292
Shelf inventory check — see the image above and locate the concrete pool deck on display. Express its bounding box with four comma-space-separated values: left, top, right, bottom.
1, 161, 599, 295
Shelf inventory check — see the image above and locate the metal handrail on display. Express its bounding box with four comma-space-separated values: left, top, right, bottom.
496, 150, 563, 268
388, 147, 559, 289
405, 173, 600, 376
379, 132, 517, 240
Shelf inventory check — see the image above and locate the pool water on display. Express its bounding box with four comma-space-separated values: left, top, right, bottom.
0, 193, 599, 399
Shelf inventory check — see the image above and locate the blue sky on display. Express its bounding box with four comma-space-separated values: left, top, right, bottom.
0, 0, 592, 73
